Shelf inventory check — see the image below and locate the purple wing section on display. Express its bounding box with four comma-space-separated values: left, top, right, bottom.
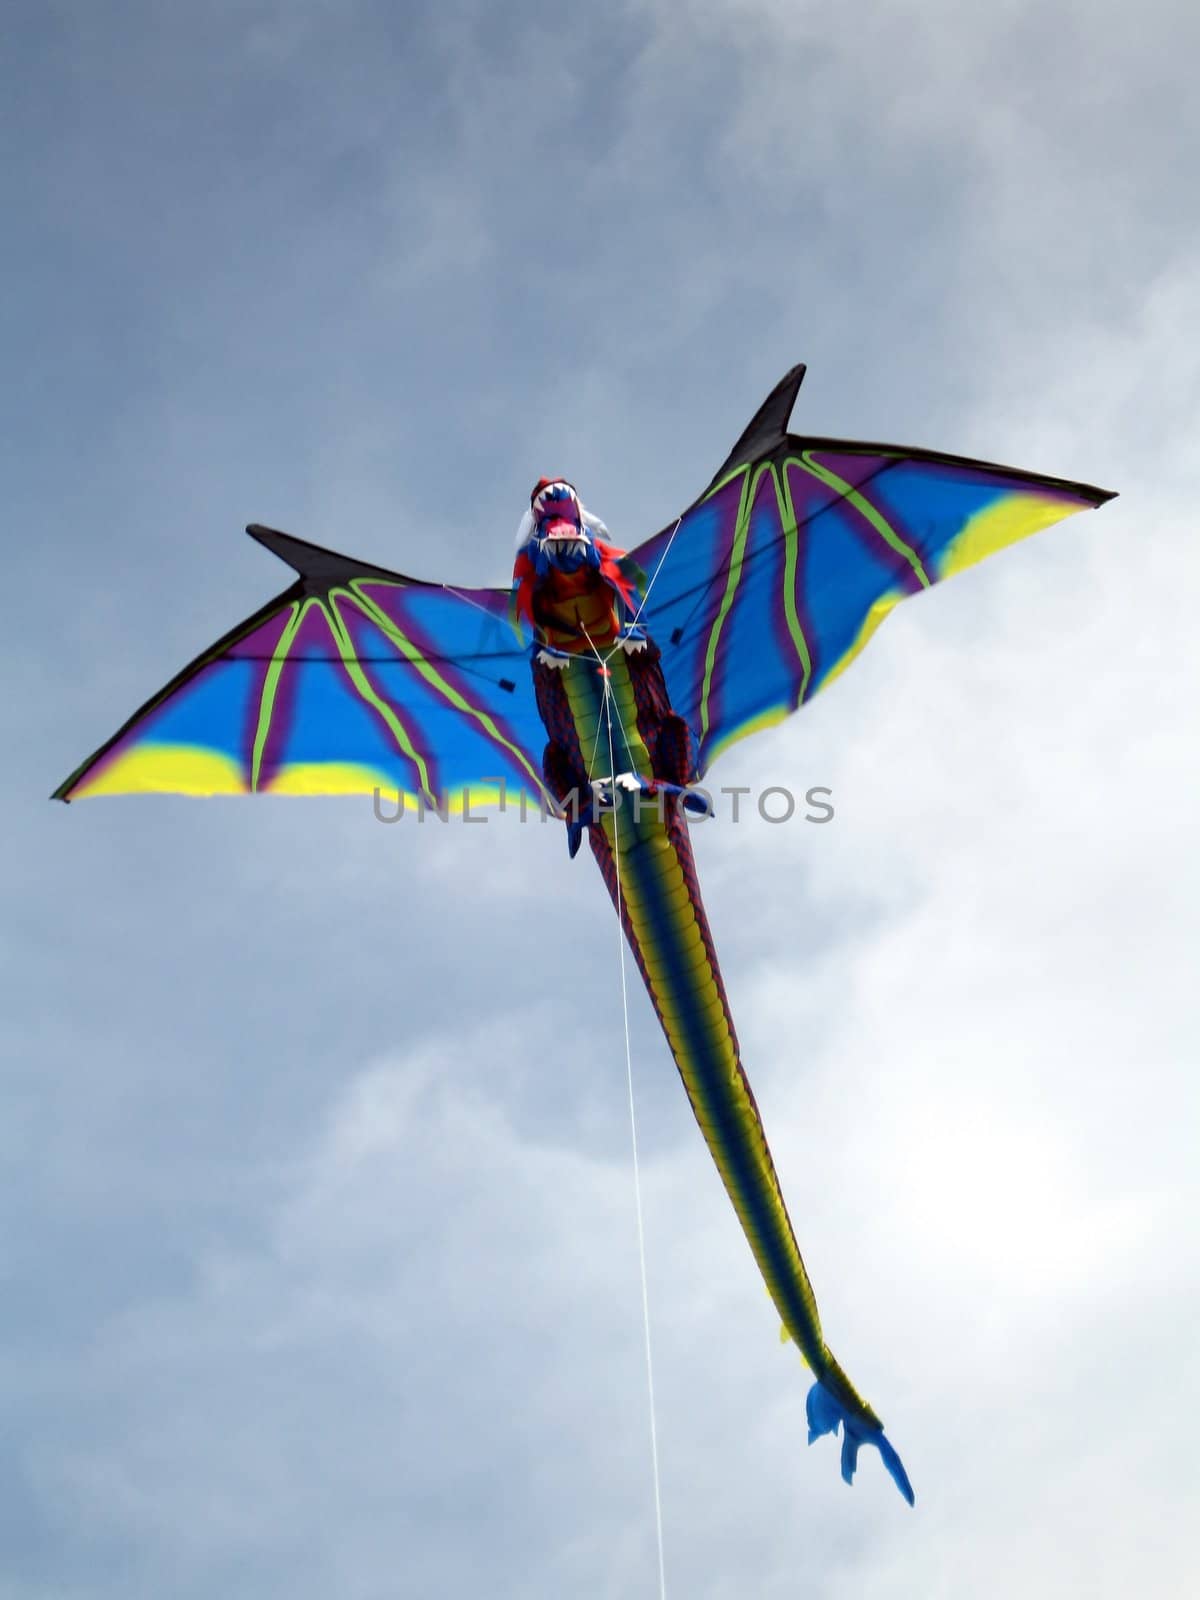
630, 387, 1114, 772
55, 532, 549, 807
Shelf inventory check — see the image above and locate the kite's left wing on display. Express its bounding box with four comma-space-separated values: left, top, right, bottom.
632, 366, 1117, 774
54, 525, 550, 808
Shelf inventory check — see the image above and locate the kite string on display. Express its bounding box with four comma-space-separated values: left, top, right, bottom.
620, 514, 684, 647
438, 581, 498, 620
595, 650, 667, 1600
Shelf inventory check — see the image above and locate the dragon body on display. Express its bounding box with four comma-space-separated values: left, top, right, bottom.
524, 524, 914, 1502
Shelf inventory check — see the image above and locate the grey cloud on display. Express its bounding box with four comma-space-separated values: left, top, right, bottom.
4, 1, 1199, 1595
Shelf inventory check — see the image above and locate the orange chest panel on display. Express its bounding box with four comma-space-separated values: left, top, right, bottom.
534, 567, 620, 649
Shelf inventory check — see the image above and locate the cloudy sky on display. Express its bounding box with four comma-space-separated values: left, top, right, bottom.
5, 1, 1199, 1595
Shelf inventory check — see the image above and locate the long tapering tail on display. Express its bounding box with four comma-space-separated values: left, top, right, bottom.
545, 647, 914, 1503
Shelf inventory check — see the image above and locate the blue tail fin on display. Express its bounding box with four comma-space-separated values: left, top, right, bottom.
806, 1380, 915, 1505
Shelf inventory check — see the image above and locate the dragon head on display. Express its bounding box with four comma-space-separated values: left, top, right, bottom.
511, 480, 641, 649
529, 479, 596, 572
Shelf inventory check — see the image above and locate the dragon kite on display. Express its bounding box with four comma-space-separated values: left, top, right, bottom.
54, 365, 1115, 1502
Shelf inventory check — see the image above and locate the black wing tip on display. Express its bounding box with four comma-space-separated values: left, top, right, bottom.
245, 522, 412, 586
708, 363, 807, 488
245, 522, 325, 574
51, 765, 84, 801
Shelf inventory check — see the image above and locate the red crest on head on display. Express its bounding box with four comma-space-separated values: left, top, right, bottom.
530, 477, 576, 507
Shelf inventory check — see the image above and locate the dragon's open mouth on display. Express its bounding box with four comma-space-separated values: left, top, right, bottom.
532, 482, 587, 551
540, 529, 589, 557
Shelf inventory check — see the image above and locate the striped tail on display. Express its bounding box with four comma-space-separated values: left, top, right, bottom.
558, 650, 913, 1504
